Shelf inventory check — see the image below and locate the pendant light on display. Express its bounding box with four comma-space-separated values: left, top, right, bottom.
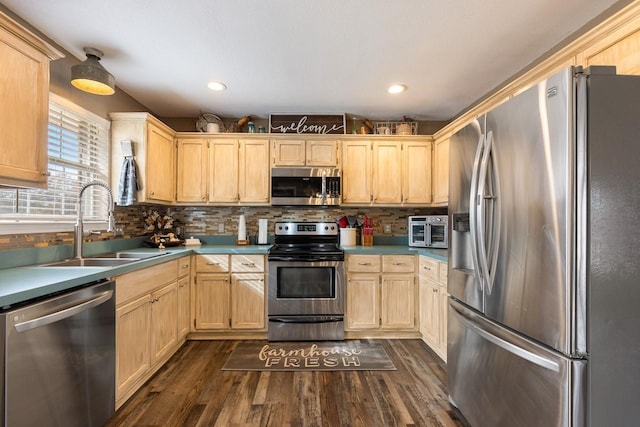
71, 47, 115, 95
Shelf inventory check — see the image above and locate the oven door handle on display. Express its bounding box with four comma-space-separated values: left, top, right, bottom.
268, 256, 343, 262
269, 316, 343, 324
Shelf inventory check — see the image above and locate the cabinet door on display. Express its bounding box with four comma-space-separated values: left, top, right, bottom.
0, 24, 57, 187
209, 139, 239, 202
150, 282, 178, 364
272, 139, 306, 166
342, 140, 372, 204
306, 140, 338, 166
372, 141, 402, 204
116, 294, 151, 399
194, 274, 230, 330
432, 137, 449, 204
145, 123, 176, 202
177, 276, 190, 340
438, 283, 448, 361
419, 279, 440, 347
381, 274, 415, 329
580, 21, 640, 75
403, 140, 432, 204
345, 273, 379, 330
231, 273, 265, 329
238, 139, 270, 203
176, 139, 207, 202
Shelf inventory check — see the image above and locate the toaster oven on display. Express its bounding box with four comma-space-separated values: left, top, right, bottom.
408, 215, 448, 248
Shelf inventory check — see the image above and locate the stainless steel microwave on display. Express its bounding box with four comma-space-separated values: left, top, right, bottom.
408, 215, 448, 248
271, 167, 341, 206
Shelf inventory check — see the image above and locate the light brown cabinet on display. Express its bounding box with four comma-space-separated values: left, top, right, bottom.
418, 256, 448, 361
238, 139, 270, 204
0, 12, 63, 188
193, 254, 266, 332
176, 139, 207, 202
114, 259, 182, 408
110, 112, 177, 204
432, 137, 449, 204
271, 139, 339, 167
177, 256, 191, 340
345, 254, 416, 333
342, 139, 433, 206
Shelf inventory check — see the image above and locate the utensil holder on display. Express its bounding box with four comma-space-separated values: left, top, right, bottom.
340, 228, 356, 246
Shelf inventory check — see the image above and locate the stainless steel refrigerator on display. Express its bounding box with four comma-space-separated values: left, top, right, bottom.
447, 65, 640, 427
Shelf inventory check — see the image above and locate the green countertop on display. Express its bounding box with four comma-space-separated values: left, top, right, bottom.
0, 243, 446, 308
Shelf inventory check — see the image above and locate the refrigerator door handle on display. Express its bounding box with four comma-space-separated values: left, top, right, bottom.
450, 302, 560, 372
477, 131, 501, 294
469, 133, 486, 290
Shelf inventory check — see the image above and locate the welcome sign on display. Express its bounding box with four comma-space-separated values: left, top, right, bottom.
222, 342, 396, 371
269, 114, 346, 134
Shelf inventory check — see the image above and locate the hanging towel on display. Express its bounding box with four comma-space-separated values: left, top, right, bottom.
118, 157, 140, 206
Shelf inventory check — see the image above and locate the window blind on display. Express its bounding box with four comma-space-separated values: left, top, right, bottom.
0, 99, 110, 224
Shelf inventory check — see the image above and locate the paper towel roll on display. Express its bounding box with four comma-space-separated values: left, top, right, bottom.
238, 214, 247, 241
258, 218, 268, 244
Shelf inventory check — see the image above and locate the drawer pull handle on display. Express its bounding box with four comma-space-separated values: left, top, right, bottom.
358, 262, 372, 266
241, 262, 256, 266
392, 262, 404, 266
207, 262, 220, 266
423, 266, 431, 270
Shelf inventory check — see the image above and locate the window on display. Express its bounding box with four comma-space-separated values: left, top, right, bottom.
0, 94, 110, 233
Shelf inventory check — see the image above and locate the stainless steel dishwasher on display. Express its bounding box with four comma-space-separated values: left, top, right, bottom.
0, 279, 115, 427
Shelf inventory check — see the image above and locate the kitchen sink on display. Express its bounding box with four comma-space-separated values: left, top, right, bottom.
93, 251, 168, 259
45, 257, 141, 267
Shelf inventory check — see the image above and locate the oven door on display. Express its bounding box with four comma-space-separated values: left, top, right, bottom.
428, 223, 448, 248
268, 260, 344, 315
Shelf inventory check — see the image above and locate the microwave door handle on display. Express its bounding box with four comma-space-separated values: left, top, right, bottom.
321, 170, 327, 205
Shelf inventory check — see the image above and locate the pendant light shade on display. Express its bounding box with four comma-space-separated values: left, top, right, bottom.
71, 47, 115, 95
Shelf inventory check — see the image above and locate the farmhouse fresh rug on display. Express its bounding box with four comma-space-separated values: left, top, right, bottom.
222, 342, 396, 371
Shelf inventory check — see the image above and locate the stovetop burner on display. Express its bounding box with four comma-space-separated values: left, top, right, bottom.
268, 221, 344, 261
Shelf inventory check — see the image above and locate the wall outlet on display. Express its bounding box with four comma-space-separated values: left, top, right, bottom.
218, 223, 225, 233
384, 224, 392, 234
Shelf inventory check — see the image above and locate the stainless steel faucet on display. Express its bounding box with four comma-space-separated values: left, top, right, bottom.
74, 181, 116, 259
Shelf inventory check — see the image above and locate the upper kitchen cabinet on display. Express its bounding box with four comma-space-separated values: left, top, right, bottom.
110, 112, 177, 204
342, 138, 433, 206
238, 139, 270, 204
577, 14, 640, 75
0, 12, 63, 188
432, 137, 449, 205
342, 139, 373, 204
176, 138, 207, 203
271, 138, 339, 167
174, 135, 269, 206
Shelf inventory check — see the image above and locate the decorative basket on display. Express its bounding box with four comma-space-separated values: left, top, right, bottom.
374, 121, 418, 135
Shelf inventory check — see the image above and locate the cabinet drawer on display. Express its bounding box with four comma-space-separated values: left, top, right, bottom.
347, 255, 381, 272
438, 262, 448, 284
231, 254, 265, 272
116, 260, 178, 305
177, 256, 191, 278
196, 254, 229, 273
419, 256, 439, 282
382, 255, 415, 273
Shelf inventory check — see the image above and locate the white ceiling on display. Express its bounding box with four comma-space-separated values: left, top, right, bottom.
1, 0, 628, 121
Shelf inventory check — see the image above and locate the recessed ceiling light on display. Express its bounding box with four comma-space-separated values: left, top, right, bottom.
388, 84, 407, 94
207, 81, 227, 91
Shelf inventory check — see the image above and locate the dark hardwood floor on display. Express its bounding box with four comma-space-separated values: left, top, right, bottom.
106, 339, 469, 427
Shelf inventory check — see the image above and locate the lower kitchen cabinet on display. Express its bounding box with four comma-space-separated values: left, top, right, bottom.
193, 254, 266, 333
345, 255, 417, 334
177, 256, 191, 340
419, 256, 448, 361
114, 258, 185, 408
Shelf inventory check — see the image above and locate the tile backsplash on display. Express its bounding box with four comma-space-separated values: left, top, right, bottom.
0, 205, 446, 251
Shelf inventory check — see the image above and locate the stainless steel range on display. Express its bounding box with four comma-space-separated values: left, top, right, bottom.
267, 221, 345, 341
